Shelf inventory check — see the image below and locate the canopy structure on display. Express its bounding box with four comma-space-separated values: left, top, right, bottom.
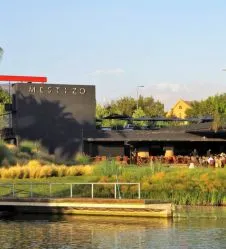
0, 75, 47, 83
102, 114, 131, 120
101, 115, 213, 123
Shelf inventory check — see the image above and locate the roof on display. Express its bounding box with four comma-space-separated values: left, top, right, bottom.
167, 99, 192, 112
83, 124, 226, 142
184, 100, 192, 105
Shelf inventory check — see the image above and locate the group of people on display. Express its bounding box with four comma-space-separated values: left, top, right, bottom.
142, 150, 226, 168
189, 152, 226, 168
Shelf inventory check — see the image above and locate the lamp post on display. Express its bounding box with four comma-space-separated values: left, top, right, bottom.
136, 85, 144, 109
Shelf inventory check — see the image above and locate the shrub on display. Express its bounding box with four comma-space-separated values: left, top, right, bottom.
74, 153, 91, 165
19, 140, 40, 155
0, 141, 16, 166
36, 151, 56, 165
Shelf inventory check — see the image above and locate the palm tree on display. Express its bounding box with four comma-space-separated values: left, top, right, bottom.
0, 47, 3, 61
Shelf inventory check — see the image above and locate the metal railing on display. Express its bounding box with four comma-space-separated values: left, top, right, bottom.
0, 182, 141, 199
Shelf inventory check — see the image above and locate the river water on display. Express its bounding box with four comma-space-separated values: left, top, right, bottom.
0, 207, 225, 249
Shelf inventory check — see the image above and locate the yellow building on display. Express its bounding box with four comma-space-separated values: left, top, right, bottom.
167, 99, 192, 119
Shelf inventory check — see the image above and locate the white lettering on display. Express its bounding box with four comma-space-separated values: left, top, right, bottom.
47, 87, 52, 94
55, 87, 60, 94
72, 88, 77, 95
28, 86, 87, 95
28, 86, 36, 93
80, 88, 86, 94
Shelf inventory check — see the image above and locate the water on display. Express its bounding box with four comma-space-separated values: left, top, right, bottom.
0, 207, 225, 249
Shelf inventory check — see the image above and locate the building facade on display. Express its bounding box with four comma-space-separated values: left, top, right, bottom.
12, 83, 96, 160
167, 99, 192, 119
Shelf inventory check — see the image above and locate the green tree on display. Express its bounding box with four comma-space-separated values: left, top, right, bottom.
0, 88, 11, 104
137, 96, 165, 117
111, 97, 136, 116
96, 103, 127, 128
186, 94, 226, 118
0, 88, 11, 129
96, 95, 165, 128
186, 93, 226, 131
132, 107, 147, 127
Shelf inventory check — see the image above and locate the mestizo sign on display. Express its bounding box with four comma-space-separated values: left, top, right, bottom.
28, 86, 86, 95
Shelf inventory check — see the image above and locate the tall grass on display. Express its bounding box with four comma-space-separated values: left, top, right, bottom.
93, 159, 124, 177
138, 168, 225, 206
93, 163, 226, 206
74, 153, 91, 165
0, 160, 93, 179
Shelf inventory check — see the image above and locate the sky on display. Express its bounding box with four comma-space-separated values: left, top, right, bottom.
0, 0, 226, 110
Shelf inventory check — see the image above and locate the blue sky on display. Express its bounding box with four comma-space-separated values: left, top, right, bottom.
0, 0, 226, 109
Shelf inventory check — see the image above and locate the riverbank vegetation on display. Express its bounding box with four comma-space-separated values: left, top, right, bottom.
0, 141, 225, 205
0, 140, 91, 166
0, 159, 225, 206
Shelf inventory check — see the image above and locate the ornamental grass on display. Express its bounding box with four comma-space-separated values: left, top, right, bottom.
0, 160, 93, 179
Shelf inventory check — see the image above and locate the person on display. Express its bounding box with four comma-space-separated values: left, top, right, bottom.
215, 156, 221, 168
192, 149, 198, 157
189, 162, 195, 169
206, 149, 211, 157
207, 156, 214, 167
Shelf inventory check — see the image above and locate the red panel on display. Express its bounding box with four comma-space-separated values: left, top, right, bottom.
0, 75, 47, 83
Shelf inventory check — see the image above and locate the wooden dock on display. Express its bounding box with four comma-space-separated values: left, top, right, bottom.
0, 198, 173, 218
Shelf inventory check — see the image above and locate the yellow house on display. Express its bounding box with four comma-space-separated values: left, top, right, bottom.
167, 99, 192, 119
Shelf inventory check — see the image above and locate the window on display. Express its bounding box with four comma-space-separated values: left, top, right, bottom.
178, 105, 182, 109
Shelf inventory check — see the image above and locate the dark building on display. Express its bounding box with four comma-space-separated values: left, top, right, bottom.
1, 82, 226, 160
12, 83, 96, 159
83, 123, 226, 158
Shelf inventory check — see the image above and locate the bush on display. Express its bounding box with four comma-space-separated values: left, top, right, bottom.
35, 150, 56, 164
74, 153, 91, 165
19, 140, 40, 155
0, 141, 16, 166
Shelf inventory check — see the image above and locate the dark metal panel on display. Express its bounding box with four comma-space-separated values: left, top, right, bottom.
12, 83, 96, 159
91, 142, 124, 157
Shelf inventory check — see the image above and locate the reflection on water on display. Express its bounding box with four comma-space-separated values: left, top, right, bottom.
0, 207, 226, 249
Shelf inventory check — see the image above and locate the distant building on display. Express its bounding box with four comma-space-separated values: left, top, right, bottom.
167, 99, 192, 119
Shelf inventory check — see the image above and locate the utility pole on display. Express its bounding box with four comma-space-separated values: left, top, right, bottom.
136, 85, 144, 109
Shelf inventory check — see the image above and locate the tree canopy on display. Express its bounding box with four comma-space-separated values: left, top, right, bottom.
186, 93, 226, 131
186, 93, 226, 118
0, 87, 11, 129
96, 96, 165, 128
